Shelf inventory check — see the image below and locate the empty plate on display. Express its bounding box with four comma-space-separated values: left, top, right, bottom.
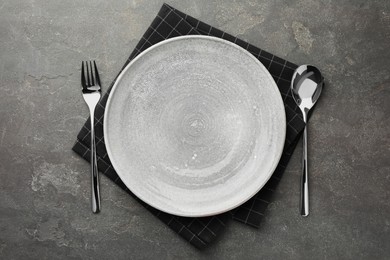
104, 35, 286, 217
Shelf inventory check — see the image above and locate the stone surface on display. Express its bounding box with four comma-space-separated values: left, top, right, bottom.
0, 0, 389, 259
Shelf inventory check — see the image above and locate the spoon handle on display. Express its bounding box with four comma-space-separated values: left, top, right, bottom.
300, 111, 309, 216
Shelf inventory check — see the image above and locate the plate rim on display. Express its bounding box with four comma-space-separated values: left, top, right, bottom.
104, 35, 286, 217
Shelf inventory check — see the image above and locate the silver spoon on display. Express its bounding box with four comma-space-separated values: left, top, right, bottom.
291, 65, 324, 217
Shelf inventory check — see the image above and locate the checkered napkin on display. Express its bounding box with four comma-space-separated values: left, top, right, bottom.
72, 3, 307, 249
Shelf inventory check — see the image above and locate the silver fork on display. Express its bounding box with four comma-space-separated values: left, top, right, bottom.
81, 61, 101, 213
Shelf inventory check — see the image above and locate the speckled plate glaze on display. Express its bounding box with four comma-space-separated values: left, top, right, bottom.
104, 36, 286, 217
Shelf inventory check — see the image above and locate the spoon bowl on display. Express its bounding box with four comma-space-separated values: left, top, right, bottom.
291, 65, 324, 113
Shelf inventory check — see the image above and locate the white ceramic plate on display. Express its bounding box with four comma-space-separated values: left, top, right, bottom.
104, 36, 286, 217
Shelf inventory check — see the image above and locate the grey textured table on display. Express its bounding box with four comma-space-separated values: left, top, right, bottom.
1, 0, 389, 259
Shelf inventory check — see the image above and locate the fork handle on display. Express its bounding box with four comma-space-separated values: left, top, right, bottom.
300, 110, 309, 217
90, 110, 101, 213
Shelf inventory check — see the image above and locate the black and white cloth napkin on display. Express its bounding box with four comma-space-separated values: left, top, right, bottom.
73, 3, 307, 249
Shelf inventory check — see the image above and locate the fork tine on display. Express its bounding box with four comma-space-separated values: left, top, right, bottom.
93, 60, 101, 86
89, 61, 95, 86
86, 61, 91, 86
81, 61, 86, 88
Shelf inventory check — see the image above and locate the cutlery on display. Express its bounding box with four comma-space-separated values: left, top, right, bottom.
291, 65, 324, 217
81, 61, 102, 213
